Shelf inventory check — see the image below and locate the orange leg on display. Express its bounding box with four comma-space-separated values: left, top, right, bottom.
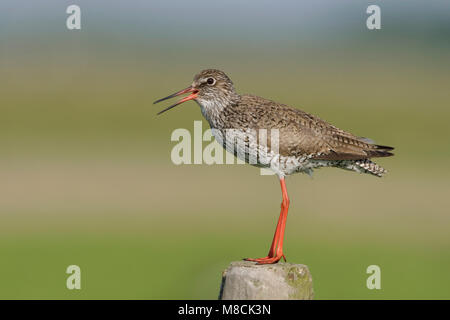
245, 177, 290, 264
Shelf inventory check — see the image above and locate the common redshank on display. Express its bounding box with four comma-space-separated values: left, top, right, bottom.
154, 69, 394, 264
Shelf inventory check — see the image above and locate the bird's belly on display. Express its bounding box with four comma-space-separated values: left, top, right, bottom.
211, 128, 275, 168
210, 126, 327, 176
211, 128, 318, 177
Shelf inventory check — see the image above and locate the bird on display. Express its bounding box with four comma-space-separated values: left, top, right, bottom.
154, 69, 394, 264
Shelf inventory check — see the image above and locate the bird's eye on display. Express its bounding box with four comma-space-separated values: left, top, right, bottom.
206, 77, 216, 85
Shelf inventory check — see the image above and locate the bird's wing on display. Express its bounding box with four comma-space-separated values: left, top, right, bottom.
279, 109, 394, 160
237, 95, 394, 160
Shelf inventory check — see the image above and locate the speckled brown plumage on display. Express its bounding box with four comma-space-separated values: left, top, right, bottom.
218, 94, 393, 161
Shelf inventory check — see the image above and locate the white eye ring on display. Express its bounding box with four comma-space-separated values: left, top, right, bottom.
206, 77, 216, 86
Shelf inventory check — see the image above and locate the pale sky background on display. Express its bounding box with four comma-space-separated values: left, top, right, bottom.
1, 1, 449, 44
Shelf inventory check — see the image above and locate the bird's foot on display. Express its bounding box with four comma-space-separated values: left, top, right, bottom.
244, 254, 286, 265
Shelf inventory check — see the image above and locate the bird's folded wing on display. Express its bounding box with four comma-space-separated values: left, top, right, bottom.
278, 121, 394, 160
235, 95, 394, 160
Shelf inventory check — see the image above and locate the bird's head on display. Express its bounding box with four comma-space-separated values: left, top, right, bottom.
154, 69, 239, 115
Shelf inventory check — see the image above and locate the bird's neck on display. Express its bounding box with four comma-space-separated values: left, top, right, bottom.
196, 93, 240, 128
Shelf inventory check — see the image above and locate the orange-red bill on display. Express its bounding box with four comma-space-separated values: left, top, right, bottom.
154, 87, 198, 115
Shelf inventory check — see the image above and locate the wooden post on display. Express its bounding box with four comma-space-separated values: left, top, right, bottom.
219, 261, 314, 300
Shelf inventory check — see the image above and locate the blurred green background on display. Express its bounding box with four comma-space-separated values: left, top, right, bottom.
1, 0, 449, 299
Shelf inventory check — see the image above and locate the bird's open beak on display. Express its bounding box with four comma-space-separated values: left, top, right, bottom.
153, 86, 199, 115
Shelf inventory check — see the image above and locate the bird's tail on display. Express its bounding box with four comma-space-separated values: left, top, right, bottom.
365, 144, 395, 158
354, 159, 387, 177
